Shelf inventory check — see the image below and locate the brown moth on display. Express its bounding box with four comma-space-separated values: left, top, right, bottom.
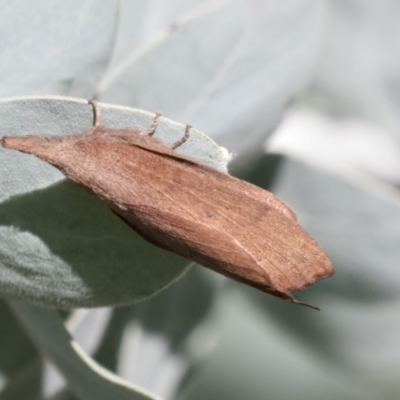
1, 100, 334, 309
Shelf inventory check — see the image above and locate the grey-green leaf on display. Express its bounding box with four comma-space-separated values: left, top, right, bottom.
0, 299, 40, 398
0, 96, 230, 308
11, 301, 164, 400
98, 0, 324, 161
0, 0, 118, 97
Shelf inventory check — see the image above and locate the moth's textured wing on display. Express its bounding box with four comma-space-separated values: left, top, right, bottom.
117, 144, 333, 297
130, 141, 298, 222
2, 131, 334, 301
113, 205, 294, 300
112, 145, 333, 296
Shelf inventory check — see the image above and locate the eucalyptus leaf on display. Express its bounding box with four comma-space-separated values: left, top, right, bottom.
0, 0, 118, 98
177, 290, 378, 400
10, 301, 164, 400
306, 0, 400, 136
98, 0, 324, 163
0, 96, 230, 308
0, 299, 40, 398
113, 268, 223, 399
66, 268, 223, 399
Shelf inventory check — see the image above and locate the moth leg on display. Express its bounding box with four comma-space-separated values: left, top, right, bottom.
84, 99, 103, 136
171, 125, 191, 149
141, 112, 162, 136
88, 99, 101, 127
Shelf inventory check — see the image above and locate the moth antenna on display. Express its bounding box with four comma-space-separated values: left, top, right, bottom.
171, 125, 191, 149
142, 112, 162, 137
292, 298, 320, 311
88, 99, 101, 126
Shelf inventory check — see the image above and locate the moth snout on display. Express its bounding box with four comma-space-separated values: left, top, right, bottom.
1, 135, 62, 160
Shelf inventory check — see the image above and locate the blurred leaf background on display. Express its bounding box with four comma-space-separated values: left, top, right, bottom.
1, 0, 400, 399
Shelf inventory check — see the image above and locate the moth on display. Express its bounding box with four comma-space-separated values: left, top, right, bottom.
1, 100, 334, 309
